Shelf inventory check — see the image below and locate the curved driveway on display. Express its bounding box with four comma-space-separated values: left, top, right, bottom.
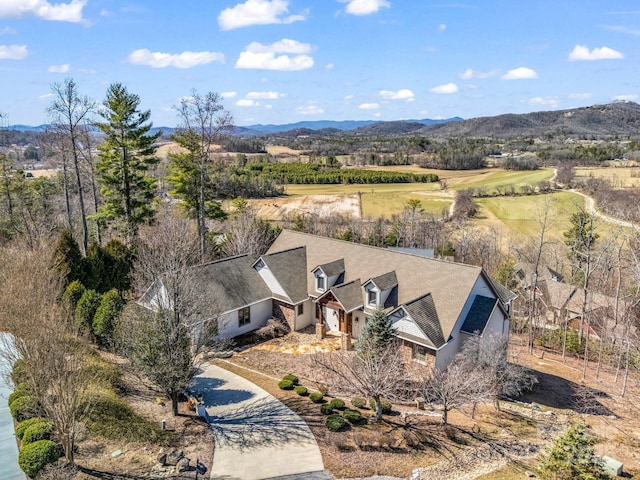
191, 363, 328, 480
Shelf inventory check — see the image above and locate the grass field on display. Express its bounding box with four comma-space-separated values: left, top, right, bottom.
575, 165, 640, 188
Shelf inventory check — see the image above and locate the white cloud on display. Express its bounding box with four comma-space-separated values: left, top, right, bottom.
380, 89, 414, 101
529, 96, 559, 108
568, 45, 623, 61
459, 68, 498, 79
48, 63, 70, 73
438, 23, 447, 32
344, 94, 354, 100
235, 39, 313, 71
0, 0, 86, 23
325, 63, 334, 70
501, 67, 538, 80
569, 92, 592, 100
0, 26, 16, 35
603, 25, 640, 36
127, 49, 224, 68
429, 82, 459, 94
236, 99, 258, 107
218, 0, 306, 30
0, 44, 27, 59
38, 93, 53, 100
612, 94, 638, 101
358, 103, 379, 110
221, 91, 238, 99
296, 105, 324, 115
246, 91, 284, 99
342, 0, 390, 16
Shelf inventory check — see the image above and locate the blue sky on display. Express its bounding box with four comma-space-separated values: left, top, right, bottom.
0, 0, 638, 127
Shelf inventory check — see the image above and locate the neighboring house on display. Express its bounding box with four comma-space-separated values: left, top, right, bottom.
140, 230, 517, 370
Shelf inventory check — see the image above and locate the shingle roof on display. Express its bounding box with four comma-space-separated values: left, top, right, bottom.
330, 279, 363, 313
367, 271, 398, 291
315, 258, 345, 277
191, 255, 272, 314
460, 295, 497, 335
260, 246, 308, 304
267, 230, 485, 339
488, 276, 518, 303
404, 293, 446, 348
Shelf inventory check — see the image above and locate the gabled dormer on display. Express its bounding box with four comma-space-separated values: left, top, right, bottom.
362, 271, 398, 310
312, 258, 345, 294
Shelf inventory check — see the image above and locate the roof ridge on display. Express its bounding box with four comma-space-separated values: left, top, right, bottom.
193, 254, 249, 269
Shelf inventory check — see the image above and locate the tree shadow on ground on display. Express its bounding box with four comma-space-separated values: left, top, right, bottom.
204, 395, 317, 451
518, 370, 614, 416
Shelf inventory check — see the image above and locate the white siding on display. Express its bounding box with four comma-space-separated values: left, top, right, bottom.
255, 263, 289, 300
393, 318, 430, 343
295, 299, 314, 330
217, 299, 273, 338
485, 306, 507, 336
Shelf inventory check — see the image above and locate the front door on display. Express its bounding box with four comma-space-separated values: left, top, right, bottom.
325, 306, 339, 332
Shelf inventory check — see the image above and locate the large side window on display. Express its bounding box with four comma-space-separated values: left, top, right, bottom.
367, 288, 378, 306
413, 345, 427, 363
238, 306, 251, 327
316, 274, 326, 292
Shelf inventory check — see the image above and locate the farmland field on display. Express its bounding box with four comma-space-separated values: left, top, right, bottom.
575, 165, 640, 188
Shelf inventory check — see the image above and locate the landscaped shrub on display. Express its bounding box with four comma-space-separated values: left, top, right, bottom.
326, 414, 346, 432
278, 379, 294, 390
351, 397, 367, 409
294, 386, 308, 396
344, 408, 364, 424
329, 398, 346, 410
16, 418, 48, 441
282, 374, 299, 385
92, 289, 123, 347
369, 398, 392, 414
62, 280, 86, 311
74, 289, 102, 335
320, 404, 333, 415
22, 420, 54, 446
18, 439, 60, 478
7, 384, 31, 406
309, 392, 324, 403
9, 395, 39, 422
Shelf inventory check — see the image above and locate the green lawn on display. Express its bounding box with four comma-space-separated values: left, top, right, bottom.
452, 168, 554, 192
477, 191, 585, 239
362, 192, 451, 218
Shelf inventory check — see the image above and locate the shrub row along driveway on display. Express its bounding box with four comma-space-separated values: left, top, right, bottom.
191, 363, 328, 480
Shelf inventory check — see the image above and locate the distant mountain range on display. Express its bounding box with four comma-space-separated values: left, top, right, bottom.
7, 102, 640, 138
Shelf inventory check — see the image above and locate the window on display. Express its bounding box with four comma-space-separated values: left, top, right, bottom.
238, 307, 251, 327
297, 303, 304, 315
413, 345, 427, 363
316, 274, 326, 292
367, 288, 378, 306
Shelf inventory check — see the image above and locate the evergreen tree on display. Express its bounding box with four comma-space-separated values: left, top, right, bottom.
538, 423, 609, 480
563, 207, 599, 283
93, 83, 160, 243
92, 289, 123, 348
356, 309, 395, 356
52, 228, 84, 286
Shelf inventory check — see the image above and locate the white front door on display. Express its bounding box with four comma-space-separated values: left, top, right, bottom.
325, 307, 339, 332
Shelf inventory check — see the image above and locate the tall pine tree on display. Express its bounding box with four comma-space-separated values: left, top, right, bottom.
93, 83, 160, 243
356, 309, 395, 357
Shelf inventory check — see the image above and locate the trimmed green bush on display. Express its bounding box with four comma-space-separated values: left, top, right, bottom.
62, 279, 86, 310
282, 374, 299, 385
326, 414, 346, 432
7, 384, 31, 406
278, 379, 294, 390
329, 398, 346, 410
22, 420, 54, 446
92, 289, 123, 347
309, 392, 324, 403
294, 386, 308, 396
9, 395, 39, 422
369, 398, 392, 414
75, 289, 102, 335
18, 439, 60, 478
344, 408, 364, 424
351, 397, 367, 409
320, 404, 333, 415
16, 418, 48, 441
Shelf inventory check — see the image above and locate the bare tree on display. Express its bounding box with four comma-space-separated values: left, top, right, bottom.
312, 339, 407, 421
121, 210, 217, 415
174, 90, 233, 260
222, 198, 279, 258
48, 78, 96, 252
0, 244, 97, 464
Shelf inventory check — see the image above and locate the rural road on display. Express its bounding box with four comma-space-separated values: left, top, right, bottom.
190, 363, 329, 480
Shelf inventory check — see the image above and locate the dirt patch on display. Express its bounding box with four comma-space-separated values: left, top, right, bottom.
251, 193, 361, 220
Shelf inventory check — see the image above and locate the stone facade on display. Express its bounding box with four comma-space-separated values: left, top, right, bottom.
273, 299, 296, 331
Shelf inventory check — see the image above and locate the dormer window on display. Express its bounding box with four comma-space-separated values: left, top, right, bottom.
367, 288, 378, 306
316, 273, 326, 292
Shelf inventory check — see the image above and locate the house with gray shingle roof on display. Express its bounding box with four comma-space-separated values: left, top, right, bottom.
140, 230, 516, 369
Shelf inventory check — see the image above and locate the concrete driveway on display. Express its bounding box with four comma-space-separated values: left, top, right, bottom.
191, 363, 329, 480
